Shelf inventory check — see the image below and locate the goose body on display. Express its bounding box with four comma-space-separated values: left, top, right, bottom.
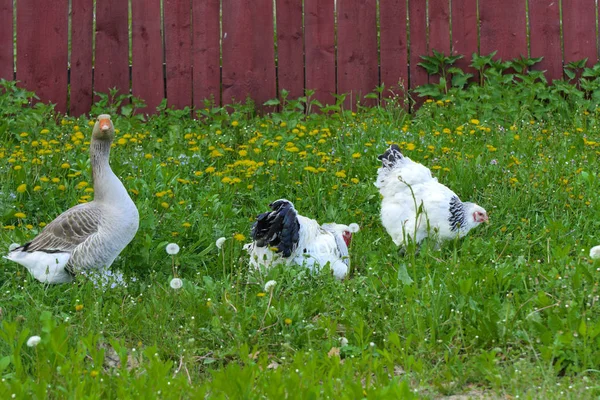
4, 115, 139, 283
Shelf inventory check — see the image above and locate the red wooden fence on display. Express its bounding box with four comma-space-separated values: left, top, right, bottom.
2, 0, 600, 115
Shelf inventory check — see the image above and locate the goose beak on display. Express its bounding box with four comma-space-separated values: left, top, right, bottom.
99, 119, 111, 131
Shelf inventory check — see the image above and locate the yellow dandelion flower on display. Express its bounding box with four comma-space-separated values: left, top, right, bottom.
221, 177, 232, 184
284, 318, 292, 325
247, 184, 254, 189
205, 166, 216, 173
234, 233, 246, 241
145, 154, 153, 159
13, 165, 22, 171
351, 178, 359, 184
3, 225, 15, 230
470, 119, 480, 125
210, 149, 223, 158
14, 212, 26, 219
61, 163, 70, 169
352, 153, 361, 159
238, 150, 248, 157
182, 222, 191, 228
84, 188, 94, 193
231, 121, 239, 127
75, 304, 84, 311
257, 292, 266, 297
33, 185, 42, 191
406, 143, 416, 151
58, 185, 66, 191
335, 171, 346, 178
16, 184, 27, 193
161, 202, 169, 209
40, 129, 50, 134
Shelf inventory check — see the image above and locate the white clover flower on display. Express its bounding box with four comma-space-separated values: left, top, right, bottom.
264, 280, 277, 292
590, 246, 600, 260
348, 223, 360, 233
166, 243, 180, 255
369, 342, 375, 348
340, 337, 349, 347
170, 278, 183, 289
216, 237, 227, 249
8, 243, 20, 252
27, 335, 41, 347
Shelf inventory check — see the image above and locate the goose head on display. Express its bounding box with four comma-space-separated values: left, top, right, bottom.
92, 114, 115, 142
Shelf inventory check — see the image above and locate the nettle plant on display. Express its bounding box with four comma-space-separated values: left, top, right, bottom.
413, 51, 600, 126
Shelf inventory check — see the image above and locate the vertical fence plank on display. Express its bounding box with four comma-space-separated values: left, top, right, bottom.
164, 0, 192, 109
380, 0, 408, 99
16, 0, 68, 113
131, 0, 164, 113
480, 0, 527, 60
222, 0, 276, 109
305, 0, 336, 107
428, 0, 451, 86
563, 0, 598, 66
408, 1, 428, 90
337, 0, 378, 109
529, 0, 562, 81
276, 0, 304, 101
192, 0, 220, 107
451, 0, 478, 74
428, 0, 450, 54
0, 0, 13, 80
95, 0, 129, 99
70, 0, 93, 116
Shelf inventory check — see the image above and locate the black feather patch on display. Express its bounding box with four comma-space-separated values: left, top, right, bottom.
378, 144, 404, 168
448, 196, 465, 232
251, 199, 300, 257
19, 242, 63, 254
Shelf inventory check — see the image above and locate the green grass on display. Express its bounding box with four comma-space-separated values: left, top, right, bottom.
1, 76, 600, 399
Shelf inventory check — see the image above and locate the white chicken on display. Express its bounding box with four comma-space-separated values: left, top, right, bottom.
243, 199, 359, 279
375, 144, 488, 251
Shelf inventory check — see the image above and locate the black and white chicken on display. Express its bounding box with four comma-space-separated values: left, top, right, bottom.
243, 199, 359, 279
375, 144, 488, 251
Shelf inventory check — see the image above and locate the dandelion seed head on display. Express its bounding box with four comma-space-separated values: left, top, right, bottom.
166, 243, 180, 255
590, 245, 600, 260
264, 280, 277, 292
216, 237, 227, 249
27, 335, 41, 347
170, 278, 183, 289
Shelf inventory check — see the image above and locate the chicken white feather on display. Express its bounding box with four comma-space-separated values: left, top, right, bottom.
244, 199, 359, 279
375, 144, 487, 250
